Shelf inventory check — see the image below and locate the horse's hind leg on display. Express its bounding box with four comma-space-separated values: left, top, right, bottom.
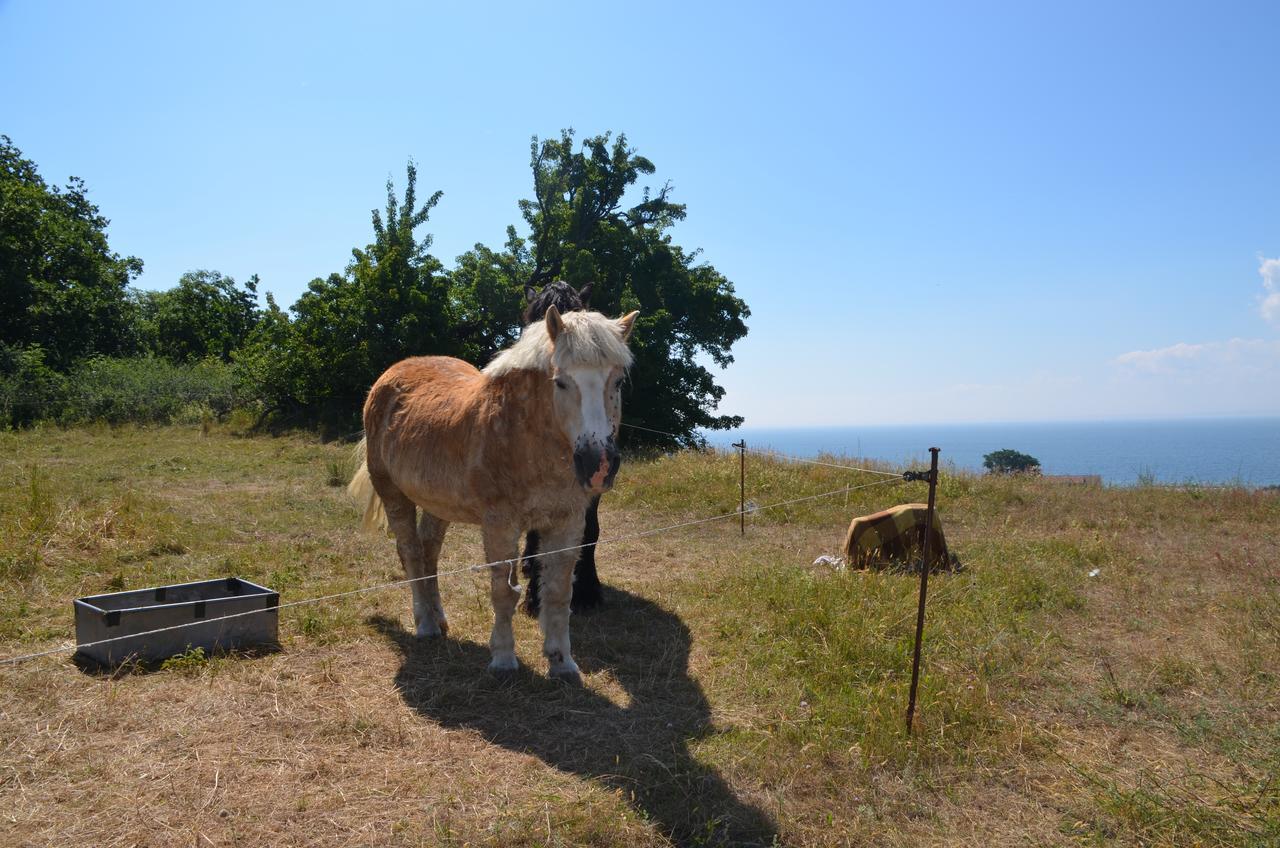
481, 520, 521, 673
518, 530, 543, 618
415, 512, 450, 637
380, 489, 446, 639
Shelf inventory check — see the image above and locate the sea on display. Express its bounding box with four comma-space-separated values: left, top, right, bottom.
700, 417, 1280, 487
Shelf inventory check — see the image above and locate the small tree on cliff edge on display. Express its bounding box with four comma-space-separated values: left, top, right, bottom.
983, 449, 1042, 475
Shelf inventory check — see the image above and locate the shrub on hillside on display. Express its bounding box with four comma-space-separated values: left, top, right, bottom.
0, 343, 68, 428
983, 448, 1042, 475
60, 356, 237, 424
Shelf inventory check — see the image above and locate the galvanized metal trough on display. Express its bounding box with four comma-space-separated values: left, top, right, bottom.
73, 577, 279, 666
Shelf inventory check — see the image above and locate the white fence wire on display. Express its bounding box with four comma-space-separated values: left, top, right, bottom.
1, 476, 909, 666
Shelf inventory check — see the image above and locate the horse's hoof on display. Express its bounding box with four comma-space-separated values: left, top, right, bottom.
548, 664, 582, 686
416, 619, 447, 639
487, 655, 518, 675
570, 595, 603, 614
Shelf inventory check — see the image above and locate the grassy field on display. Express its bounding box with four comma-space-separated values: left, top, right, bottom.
1, 425, 1277, 847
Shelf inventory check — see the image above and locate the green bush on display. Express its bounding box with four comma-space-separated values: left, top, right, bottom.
0, 343, 68, 428
60, 356, 237, 424
983, 448, 1041, 475
2, 350, 243, 428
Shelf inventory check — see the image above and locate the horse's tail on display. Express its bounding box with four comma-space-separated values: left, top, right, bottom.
347, 437, 388, 532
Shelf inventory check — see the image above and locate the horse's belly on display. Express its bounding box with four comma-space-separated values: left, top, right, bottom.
404, 477, 584, 530
401, 484, 485, 525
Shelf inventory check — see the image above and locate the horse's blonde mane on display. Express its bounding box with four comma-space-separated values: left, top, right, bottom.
484, 311, 633, 377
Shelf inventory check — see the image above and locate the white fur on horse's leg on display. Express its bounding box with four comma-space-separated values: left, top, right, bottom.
482, 521, 520, 673
487, 566, 520, 673
538, 551, 581, 684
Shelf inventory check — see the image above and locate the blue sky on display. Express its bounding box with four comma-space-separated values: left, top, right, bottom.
3, 1, 1278, 426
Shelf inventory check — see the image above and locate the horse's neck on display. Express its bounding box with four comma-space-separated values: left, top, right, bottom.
477, 369, 580, 502
482, 369, 566, 451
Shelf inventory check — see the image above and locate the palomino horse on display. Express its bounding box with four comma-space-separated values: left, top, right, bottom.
349, 307, 639, 682
519, 281, 608, 616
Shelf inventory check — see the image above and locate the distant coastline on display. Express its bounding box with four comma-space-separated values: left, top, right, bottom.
700, 417, 1280, 487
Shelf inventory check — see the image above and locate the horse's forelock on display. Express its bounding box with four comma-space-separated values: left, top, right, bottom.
550, 312, 633, 372
484, 311, 632, 377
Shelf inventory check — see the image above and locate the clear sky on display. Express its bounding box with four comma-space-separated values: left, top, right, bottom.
3, 1, 1278, 426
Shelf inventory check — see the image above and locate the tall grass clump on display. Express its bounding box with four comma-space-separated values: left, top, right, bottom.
0, 466, 57, 580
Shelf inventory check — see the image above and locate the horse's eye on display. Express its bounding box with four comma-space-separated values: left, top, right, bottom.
554, 378, 567, 390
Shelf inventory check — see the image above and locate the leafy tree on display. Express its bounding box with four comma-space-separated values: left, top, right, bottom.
237, 162, 454, 427
134, 270, 260, 362
449, 229, 532, 363
983, 449, 1042, 475
0, 135, 142, 369
452, 130, 749, 447
233, 292, 302, 416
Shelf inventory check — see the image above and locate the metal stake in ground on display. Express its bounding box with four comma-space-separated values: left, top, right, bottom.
905, 446, 941, 734
732, 440, 746, 535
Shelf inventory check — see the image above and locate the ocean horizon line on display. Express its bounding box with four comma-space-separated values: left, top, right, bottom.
705, 413, 1280, 432
693, 417, 1280, 487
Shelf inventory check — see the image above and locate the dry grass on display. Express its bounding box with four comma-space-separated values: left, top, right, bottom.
0, 425, 1277, 847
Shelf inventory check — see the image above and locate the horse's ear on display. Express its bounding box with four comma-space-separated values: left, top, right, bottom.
577, 282, 593, 305
524, 285, 538, 303
617, 310, 640, 341
545, 304, 564, 341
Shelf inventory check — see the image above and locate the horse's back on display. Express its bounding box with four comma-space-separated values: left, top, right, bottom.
366, 356, 484, 424
373, 355, 482, 391
361, 357, 491, 516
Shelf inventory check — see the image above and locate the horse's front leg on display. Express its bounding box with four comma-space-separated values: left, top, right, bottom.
536, 517, 587, 684
481, 519, 521, 674
570, 495, 604, 612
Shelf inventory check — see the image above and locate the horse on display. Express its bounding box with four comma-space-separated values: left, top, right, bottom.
523, 280, 592, 325
519, 281, 607, 616
349, 306, 639, 682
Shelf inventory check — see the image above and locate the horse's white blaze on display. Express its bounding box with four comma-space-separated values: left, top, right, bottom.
563, 366, 616, 447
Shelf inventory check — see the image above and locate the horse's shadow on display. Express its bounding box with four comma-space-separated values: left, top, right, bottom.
370, 587, 780, 847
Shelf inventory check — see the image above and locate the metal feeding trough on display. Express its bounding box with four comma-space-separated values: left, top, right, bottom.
73, 577, 279, 666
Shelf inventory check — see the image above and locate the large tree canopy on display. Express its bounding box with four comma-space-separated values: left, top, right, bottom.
133, 270, 260, 363
454, 130, 749, 447
0, 135, 142, 369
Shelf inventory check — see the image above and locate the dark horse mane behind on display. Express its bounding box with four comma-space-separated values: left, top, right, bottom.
521, 280, 602, 616
523, 281, 592, 325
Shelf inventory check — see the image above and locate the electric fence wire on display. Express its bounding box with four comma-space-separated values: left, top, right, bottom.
0, 475, 907, 666
619, 421, 903, 477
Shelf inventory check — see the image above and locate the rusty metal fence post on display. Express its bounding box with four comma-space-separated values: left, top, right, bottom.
732, 440, 746, 535
905, 446, 940, 734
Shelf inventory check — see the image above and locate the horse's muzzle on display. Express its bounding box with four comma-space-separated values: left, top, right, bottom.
574, 440, 621, 494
